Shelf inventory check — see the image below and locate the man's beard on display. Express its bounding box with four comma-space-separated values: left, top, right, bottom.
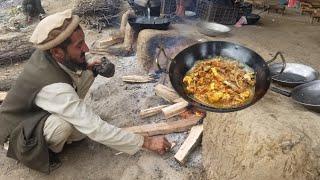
61, 52, 87, 71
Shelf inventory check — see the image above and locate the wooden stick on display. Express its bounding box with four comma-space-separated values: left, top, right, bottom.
123, 115, 203, 136
174, 124, 203, 164
139, 105, 169, 118
122, 75, 155, 83
154, 84, 180, 103
0, 91, 7, 103
162, 101, 189, 119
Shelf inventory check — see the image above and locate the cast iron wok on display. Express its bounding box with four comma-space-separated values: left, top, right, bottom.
156, 41, 286, 112
128, 16, 170, 32
271, 80, 320, 112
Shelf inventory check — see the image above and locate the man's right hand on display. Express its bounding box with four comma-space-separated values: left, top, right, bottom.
142, 136, 171, 155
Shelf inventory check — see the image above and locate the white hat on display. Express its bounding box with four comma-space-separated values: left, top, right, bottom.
29, 9, 80, 50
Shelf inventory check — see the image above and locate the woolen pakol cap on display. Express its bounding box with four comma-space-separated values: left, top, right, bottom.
29, 9, 80, 50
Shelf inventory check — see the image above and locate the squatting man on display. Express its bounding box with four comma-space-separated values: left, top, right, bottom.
0, 9, 171, 173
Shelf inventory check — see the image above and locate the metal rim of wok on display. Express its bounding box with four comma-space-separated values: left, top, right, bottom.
271, 80, 320, 112
291, 80, 320, 108
127, 16, 171, 32
167, 41, 286, 112
269, 63, 319, 87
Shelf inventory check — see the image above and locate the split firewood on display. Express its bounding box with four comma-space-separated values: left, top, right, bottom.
3, 142, 9, 151
122, 75, 155, 83
174, 124, 203, 164
161, 100, 189, 119
154, 84, 180, 103
171, 142, 177, 149
140, 105, 169, 118
123, 114, 204, 136
154, 84, 189, 118
0, 91, 7, 103
97, 35, 124, 48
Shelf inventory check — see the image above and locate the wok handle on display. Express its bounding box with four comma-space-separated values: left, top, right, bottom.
155, 44, 172, 73
266, 52, 286, 77
270, 87, 292, 97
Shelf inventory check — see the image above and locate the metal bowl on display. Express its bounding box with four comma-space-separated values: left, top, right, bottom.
197, 22, 231, 37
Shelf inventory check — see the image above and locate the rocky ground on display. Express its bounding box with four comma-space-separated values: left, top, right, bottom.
0, 0, 320, 179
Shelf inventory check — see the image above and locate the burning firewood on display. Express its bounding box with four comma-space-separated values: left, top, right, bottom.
161, 100, 189, 119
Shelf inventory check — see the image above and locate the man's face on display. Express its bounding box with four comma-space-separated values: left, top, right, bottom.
63, 27, 89, 71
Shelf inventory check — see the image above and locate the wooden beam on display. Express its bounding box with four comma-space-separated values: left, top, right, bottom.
174, 124, 203, 164
162, 100, 189, 119
154, 84, 180, 103
139, 105, 169, 118
0, 91, 7, 103
123, 115, 203, 136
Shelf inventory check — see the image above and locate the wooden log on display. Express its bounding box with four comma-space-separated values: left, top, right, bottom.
139, 105, 169, 118
0, 47, 34, 67
122, 75, 155, 83
0, 91, 7, 103
97, 35, 123, 48
0, 31, 34, 67
162, 100, 189, 119
174, 124, 203, 164
154, 84, 180, 103
123, 115, 203, 136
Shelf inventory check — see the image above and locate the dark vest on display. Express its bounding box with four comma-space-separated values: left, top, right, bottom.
0, 50, 72, 173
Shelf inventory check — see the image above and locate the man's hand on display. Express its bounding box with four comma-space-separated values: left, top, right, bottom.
87, 59, 101, 71
89, 57, 115, 78
142, 136, 171, 155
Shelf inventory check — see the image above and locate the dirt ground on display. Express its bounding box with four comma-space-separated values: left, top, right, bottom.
0, 0, 320, 179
